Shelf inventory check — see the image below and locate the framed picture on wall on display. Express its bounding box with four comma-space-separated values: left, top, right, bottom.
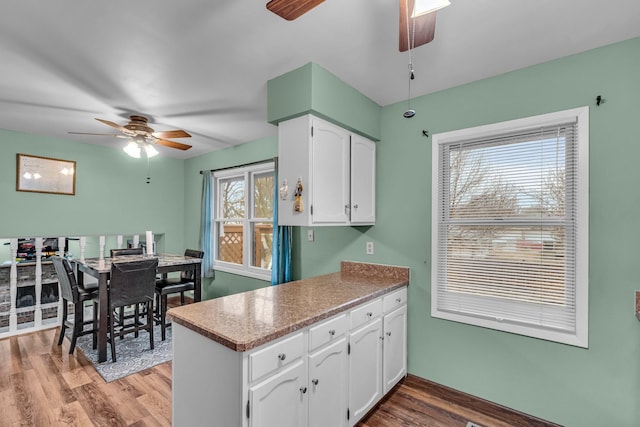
16, 153, 76, 195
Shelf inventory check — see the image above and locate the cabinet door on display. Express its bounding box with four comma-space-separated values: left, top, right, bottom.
308, 337, 349, 427
383, 305, 407, 394
348, 317, 383, 426
350, 134, 376, 224
311, 118, 350, 224
249, 361, 308, 427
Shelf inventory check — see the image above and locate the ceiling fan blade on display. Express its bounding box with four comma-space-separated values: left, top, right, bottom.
152, 129, 192, 139
68, 132, 127, 138
266, 0, 325, 21
95, 118, 133, 134
155, 139, 192, 151
399, 0, 437, 52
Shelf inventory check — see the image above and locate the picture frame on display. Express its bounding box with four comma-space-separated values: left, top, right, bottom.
16, 153, 76, 195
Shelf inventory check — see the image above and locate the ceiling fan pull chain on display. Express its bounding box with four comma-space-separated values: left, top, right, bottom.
146, 156, 151, 184
403, 0, 416, 118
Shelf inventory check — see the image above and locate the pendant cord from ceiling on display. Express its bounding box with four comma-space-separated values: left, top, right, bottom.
404, 0, 417, 118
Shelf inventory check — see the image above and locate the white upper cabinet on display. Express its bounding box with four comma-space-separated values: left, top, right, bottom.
278, 114, 376, 226
349, 134, 376, 225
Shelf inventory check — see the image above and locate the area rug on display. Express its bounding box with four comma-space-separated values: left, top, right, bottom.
69, 324, 172, 383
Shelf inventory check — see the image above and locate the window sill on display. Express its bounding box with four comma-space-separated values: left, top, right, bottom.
214, 263, 271, 282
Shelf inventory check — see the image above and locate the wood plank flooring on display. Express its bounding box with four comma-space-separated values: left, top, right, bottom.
1, 310, 559, 426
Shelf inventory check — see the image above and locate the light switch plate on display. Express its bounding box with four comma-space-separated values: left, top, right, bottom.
307, 230, 314, 242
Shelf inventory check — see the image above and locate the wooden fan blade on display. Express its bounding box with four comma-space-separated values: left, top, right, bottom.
155, 139, 192, 151
266, 0, 325, 21
68, 132, 127, 138
152, 129, 192, 139
95, 118, 132, 134
399, 0, 437, 52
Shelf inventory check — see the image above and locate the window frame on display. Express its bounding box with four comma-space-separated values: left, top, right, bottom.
212, 161, 275, 281
431, 107, 589, 347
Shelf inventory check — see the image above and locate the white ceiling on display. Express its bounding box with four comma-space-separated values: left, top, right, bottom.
1, 0, 639, 159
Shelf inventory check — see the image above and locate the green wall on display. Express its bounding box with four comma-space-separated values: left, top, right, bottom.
382, 37, 640, 426
0, 130, 186, 254
183, 136, 279, 299
267, 62, 381, 141
184, 37, 640, 426
3, 35, 639, 427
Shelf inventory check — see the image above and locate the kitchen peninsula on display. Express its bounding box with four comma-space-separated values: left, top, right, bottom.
168, 261, 409, 427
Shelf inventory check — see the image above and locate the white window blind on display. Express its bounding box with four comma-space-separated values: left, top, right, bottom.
431, 107, 589, 347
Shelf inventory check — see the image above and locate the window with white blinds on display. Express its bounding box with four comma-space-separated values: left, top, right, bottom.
431, 107, 589, 347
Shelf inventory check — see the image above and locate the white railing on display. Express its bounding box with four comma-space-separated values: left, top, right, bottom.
0, 232, 157, 339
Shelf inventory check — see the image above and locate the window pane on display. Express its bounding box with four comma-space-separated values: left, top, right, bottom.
221, 177, 245, 218
252, 222, 273, 269
217, 221, 243, 265
449, 136, 566, 220
254, 172, 274, 219
444, 224, 567, 305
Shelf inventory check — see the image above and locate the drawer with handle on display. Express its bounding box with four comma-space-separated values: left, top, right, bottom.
309, 313, 348, 352
249, 332, 304, 382
383, 287, 407, 313
350, 298, 383, 330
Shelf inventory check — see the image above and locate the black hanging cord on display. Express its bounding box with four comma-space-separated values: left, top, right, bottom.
146, 156, 151, 184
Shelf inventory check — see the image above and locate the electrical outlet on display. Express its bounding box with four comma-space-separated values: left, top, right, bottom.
366, 241, 374, 255
307, 230, 314, 242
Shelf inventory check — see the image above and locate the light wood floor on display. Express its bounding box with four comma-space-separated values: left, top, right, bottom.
1, 324, 556, 426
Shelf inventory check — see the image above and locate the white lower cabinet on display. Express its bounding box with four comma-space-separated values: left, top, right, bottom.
308, 337, 349, 427
348, 317, 383, 425
383, 305, 407, 394
172, 286, 407, 427
249, 360, 308, 427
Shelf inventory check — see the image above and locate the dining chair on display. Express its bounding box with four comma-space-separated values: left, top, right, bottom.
109, 246, 145, 332
110, 247, 143, 257
52, 256, 98, 354
99, 258, 158, 362
154, 249, 204, 340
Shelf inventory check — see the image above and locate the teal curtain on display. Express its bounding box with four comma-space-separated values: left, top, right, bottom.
271, 160, 292, 285
200, 171, 215, 278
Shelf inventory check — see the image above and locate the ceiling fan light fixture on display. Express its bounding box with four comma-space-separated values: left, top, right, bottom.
412, 0, 450, 17
144, 143, 159, 158
123, 140, 141, 158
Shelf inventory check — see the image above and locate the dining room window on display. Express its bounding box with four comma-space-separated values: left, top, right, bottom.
212, 162, 274, 280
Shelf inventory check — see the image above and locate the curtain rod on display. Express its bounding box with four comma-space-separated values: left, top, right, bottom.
199, 157, 277, 174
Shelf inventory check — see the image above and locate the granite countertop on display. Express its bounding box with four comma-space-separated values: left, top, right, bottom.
168, 261, 410, 352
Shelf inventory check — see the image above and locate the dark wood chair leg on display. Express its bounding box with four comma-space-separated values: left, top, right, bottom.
69, 302, 83, 354
180, 291, 185, 305
148, 301, 154, 350
58, 299, 68, 346
110, 311, 117, 363
92, 301, 98, 349
134, 304, 140, 338
161, 293, 168, 341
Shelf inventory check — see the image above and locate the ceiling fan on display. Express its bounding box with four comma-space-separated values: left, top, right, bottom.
70, 115, 192, 158
265, 0, 448, 52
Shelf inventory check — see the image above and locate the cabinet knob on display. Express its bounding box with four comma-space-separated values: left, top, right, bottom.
312, 379, 319, 386
366, 312, 373, 317
328, 329, 336, 336
300, 386, 307, 394
353, 204, 358, 209
278, 353, 286, 361
396, 298, 401, 303
386, 331, 392, 337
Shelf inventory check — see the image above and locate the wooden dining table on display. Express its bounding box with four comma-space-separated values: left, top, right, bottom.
75, 253, 203, 363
